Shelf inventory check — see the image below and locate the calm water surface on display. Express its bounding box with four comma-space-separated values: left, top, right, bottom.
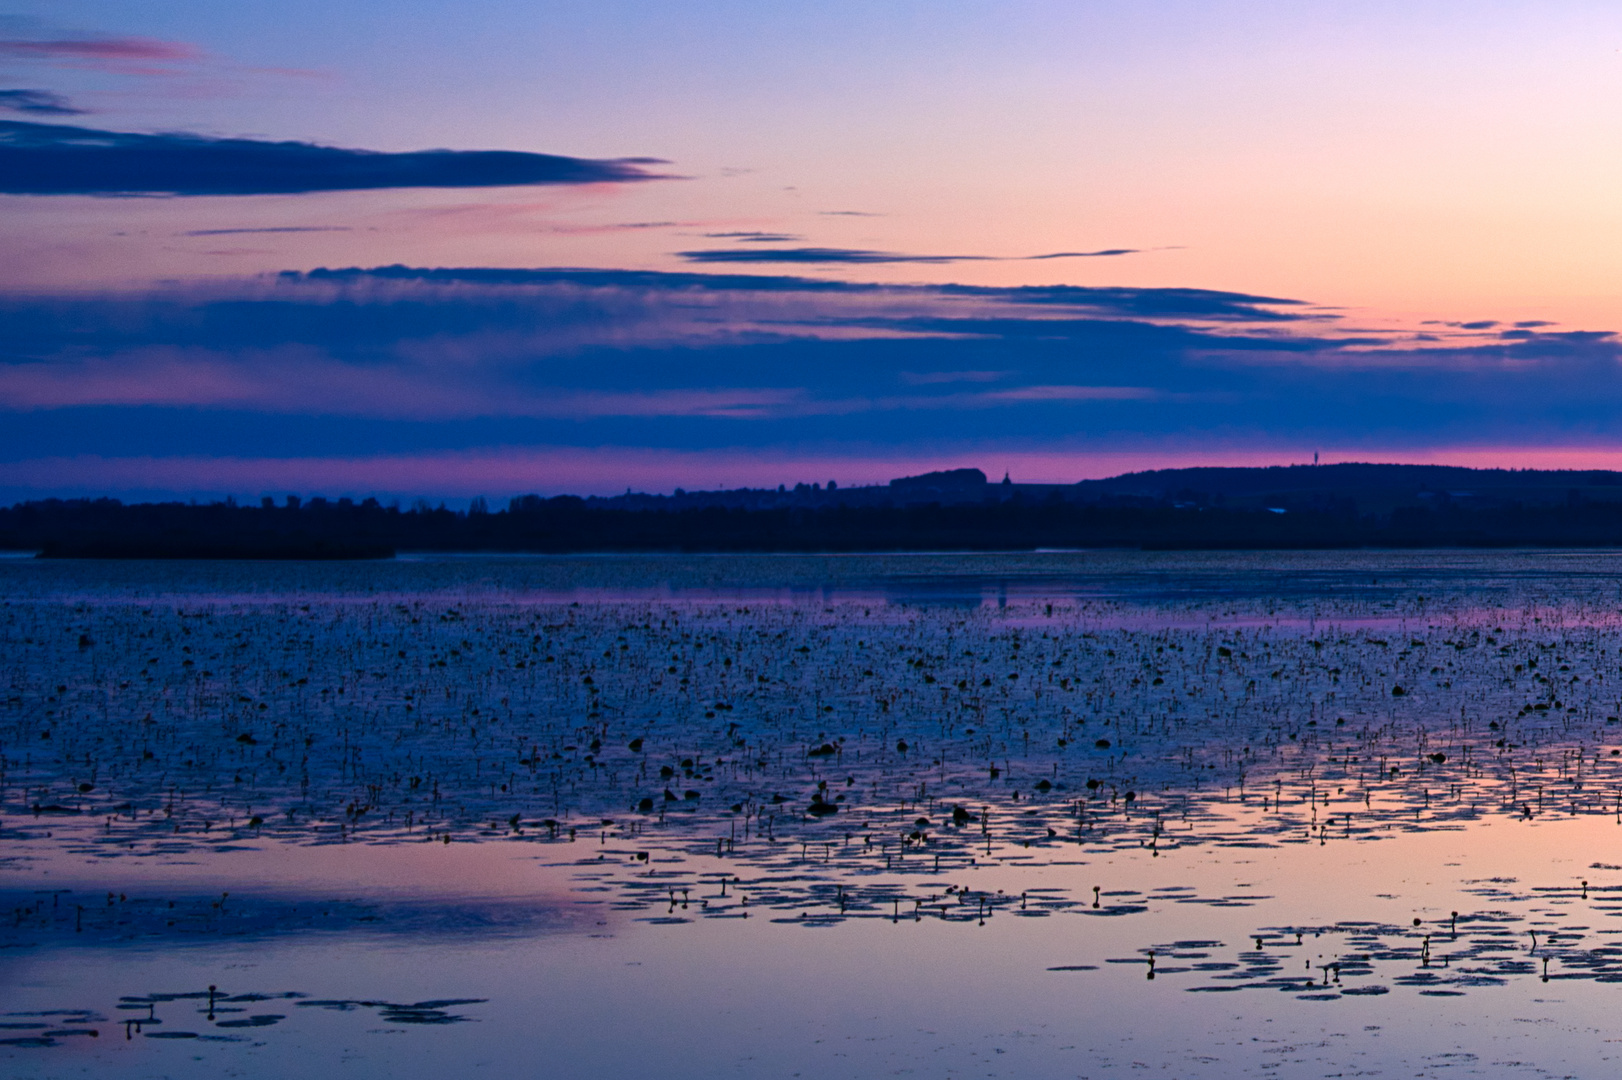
7, 550, 1622, 1077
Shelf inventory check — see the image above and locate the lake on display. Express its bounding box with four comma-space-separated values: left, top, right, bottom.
6, 550, 1622, 1078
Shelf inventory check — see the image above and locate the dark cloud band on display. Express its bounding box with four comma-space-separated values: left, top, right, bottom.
681, 246, 965, 265
184, 226, 352, 237
0, 120, 667, 196
0, 89, 83, 116
0, 264, 1605, 505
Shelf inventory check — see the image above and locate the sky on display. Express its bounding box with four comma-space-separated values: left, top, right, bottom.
5, 1, 1622, 501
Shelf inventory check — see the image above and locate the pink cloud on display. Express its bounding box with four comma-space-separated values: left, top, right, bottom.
0, 37, 199, 61
898, 370, 1009, 385
980, 385, 1160, 402
0, 350, 813, 419
0, 35, 204, 76
0, 30, 328, 90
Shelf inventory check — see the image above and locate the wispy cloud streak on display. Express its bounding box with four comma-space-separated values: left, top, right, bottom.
678, 245, 1148, 265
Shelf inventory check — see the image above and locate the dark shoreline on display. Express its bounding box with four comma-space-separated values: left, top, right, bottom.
15, 502, 1622, 558
16, 462, 1622, 558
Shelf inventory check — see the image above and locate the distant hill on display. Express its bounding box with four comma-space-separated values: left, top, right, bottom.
1068, 463, 1622, 514
584, 462, 1622, 516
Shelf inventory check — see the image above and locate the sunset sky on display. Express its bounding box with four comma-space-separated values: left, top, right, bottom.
6, 1, 1622, 500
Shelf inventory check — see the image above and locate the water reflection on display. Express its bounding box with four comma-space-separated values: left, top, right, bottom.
9, 552, 1622, 1074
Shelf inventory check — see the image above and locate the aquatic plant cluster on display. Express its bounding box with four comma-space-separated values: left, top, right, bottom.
0, 597, 1561, 842
5, 582, 1622, 868
1122, 877, 1622, 1000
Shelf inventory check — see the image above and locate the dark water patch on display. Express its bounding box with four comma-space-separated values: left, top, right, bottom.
0, 889, 588, 951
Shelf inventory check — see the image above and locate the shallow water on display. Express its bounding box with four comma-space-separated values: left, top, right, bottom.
7, 550, 1622, 1077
